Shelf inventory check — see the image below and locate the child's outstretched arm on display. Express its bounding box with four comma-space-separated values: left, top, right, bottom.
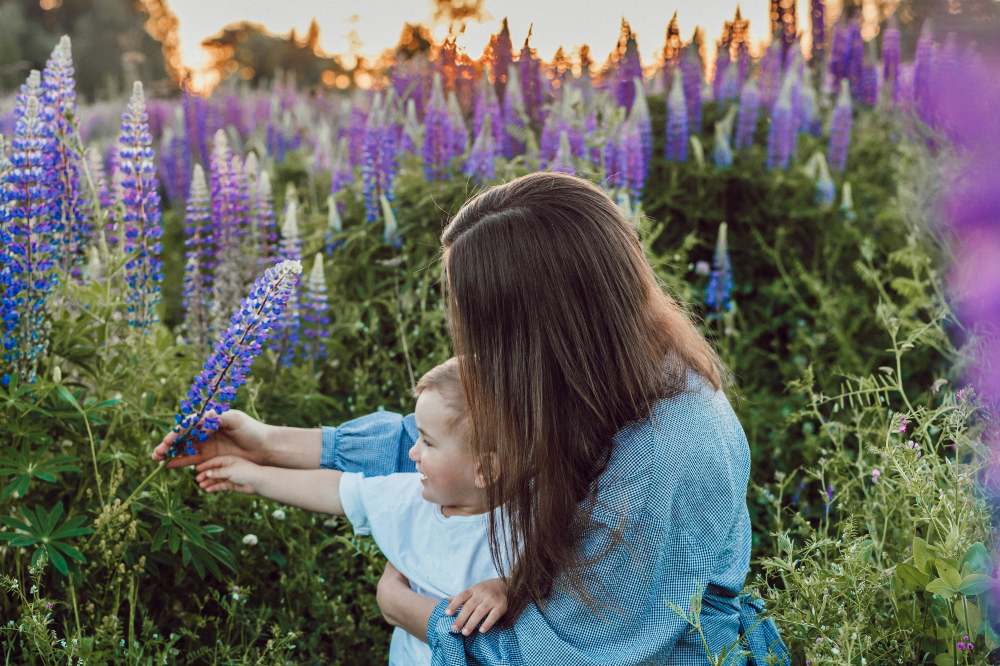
444, 578, 508, 636
195, 457, 345, 515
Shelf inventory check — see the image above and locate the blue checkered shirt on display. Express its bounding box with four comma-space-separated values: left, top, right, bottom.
321, 372, 789, 665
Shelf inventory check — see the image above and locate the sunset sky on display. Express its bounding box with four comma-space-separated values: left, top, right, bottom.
167, 0, 826, 78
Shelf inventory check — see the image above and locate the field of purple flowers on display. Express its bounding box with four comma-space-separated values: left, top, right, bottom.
1, 7, 998, 664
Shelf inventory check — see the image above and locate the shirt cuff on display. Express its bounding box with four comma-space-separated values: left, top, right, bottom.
320, 425, 339, 469
426, 597, 453, 649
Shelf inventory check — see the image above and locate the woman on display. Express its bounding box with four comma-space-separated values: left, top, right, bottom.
155, 173, 788, 664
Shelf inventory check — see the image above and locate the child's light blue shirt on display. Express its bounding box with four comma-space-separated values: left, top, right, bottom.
321, 372, 789, 665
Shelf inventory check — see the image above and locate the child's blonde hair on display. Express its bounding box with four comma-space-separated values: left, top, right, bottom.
413, 357, 468, 432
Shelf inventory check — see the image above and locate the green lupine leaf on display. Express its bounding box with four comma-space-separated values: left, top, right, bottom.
926, 577, 958, 598
54, 543, 86, 563
56, 385, 82, 412
46, 545, 69, 576
935, 561, 963, 590
913, 536, 931, 573
895, 563, 930, 591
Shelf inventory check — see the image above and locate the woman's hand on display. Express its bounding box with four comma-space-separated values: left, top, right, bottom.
445, 578, 508, 635
194, 455, 263, 494
151, 409, 272, 469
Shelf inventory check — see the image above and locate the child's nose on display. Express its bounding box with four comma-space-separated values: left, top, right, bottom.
407, 443, 419, 462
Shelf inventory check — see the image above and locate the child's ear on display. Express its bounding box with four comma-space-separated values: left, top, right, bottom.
474, 452, 500, 489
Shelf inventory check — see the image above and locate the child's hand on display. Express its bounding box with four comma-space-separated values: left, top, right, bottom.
445, 578, 508, 636
194, 455, 263, 494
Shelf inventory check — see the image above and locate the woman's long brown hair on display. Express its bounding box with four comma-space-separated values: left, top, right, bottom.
441, 172, 726, 624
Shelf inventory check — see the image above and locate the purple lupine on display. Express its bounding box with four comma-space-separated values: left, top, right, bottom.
501, 66, 528, 158
446, 92, 469, 160
829, 20, 851, 87
158, 126, 190, 206
882, 21, 901, 104
182, 164, 212, 347
799, 71, 820, 136
474, 71, 503, 151
345, 102, 368, 169
713, 48, 731, 102
519, 30, 543, 124
400, 99, 421, 155
621, 118, 645, 200
913, 22, 935, 126
766, 77, 795, 170
665, 69, 688, 162
118, 82, 163, 331
680, 46, 703, 132
329, 136, 353, 196
464, 113, 497, 182
301, 254, 330, 363
632, 80, 653, 172
422, 73, 450, 181
860, 59, 878, 107
713, 122, 733, 169
0, 71, 59, 385
584, 109, 600, 167
547, 130, 575, 175
616, 23, 643, 113
810, 0, 825, 63
846, 21, 865, 100
276, 195, 302, 367
603, 122, 624, 190
168, 259, 302, 458
41, 36, 86, 277
255, 171, 277, 274
207, 130, 235, 292
491, 18, 514, 104
828, 79, 853, 172
760, 41, 783, 109
705, 222, 733, 314
361, 95, 400, 222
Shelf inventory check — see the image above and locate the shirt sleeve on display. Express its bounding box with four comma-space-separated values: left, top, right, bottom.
337, 472, 370, 535
320, 410, 418, 476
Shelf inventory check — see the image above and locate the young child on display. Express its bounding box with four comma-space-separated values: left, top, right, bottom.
194, 357, 510, 664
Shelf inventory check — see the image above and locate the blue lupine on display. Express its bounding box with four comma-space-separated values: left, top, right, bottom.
846, 20, 865, 100
41, 37, 84, 268
860, 60, 878, 107
665, 69, 688, 162
712, 48, 730, 102
464, 113, 497, 182
182, 164, 212, 346
705, 222, 733, 314
713, 122, 733, 169
603, 122, 624, 190
361, 95, 400, 223
680, 46, 702, 132
734, 80, 760, 151
799, 71, 820, 136
324, 194, 344, 255
829, 20, 851, 87
168, 259, 303, 458
766, 76, 794, 170
828, 80, 853, 172
882, 22, 901, 104
118, 82, 163, 331
302, 254, 330, 363
0, 71, 59, 385
548, 131, 575, 175
718, 62, 740, 105
207, 130, 235, 291
329, 136, 352, 196
422, 74, 450, 181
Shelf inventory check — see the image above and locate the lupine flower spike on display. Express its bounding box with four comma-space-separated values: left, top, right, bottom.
734, 80, 760, 150
665, 68, 688, 162
705, 222, 733, 314
0, 71, 59, 385
168, 260, 303, 458
380, 194, 402, 249
276, 194, 302, 366
324, 194, 344, 254
464, 114, 497, 182
828, 79, 853, 173
182, 164, 212, 347
117, 81, 163, 332
302, 254, 330, 362
713, 122, 733, 169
